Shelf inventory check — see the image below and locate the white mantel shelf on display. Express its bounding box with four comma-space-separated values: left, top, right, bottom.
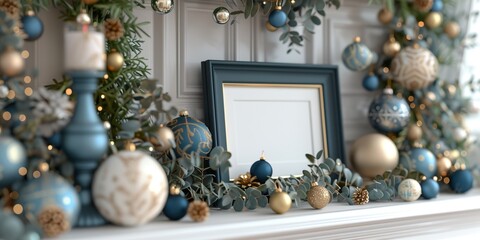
62, 189, 480, 240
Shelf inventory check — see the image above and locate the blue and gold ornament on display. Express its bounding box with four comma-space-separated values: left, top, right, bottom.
21, 10, 44, 41
400, 148, 437, 178
449, 170, 473, 194
162, 185, 189, 221
166, 110, 212, 158
0, 136, 27, 189
250, 153, 273, 184
368, 88, 410, 133
341, 37, 374, 71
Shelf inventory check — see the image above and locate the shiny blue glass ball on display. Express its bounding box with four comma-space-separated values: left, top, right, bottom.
404, 148, 437, 178
421, 179, 439, 199
167, 112, 213, 158
362, 74, 380, 91
0, 211, 24, 240
368, 89, 410, 133
163, 194, 189, 221
21, 14, 44, 41
269, 10, 287, 28
0, 136, 27, 189
431, 0, 443, 12
342, 41, 373, 71
449, 170, 473, 193
250, 159, 273, 184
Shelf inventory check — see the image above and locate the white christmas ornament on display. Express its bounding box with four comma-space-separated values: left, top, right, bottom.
391, 45, 439, 90
92, 150, 168, 226
398, 179, 422, 202
453, 127, 468, 142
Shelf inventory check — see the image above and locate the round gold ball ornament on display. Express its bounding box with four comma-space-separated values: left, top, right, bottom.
107, 50, 124, 72
265, 21, 278, 32
383, 36, 401, 57
152, 124, 175, 152
269, 184, 292, 214
444, 21, 460, 39
407, 124, 423, 142
307, 182, 330, 209
377, 8, 393, 25
350, 133, 399, 179
0, 48, 24, 77
437, 157, 452, 177
425, 12, 443, 29
413, 0, 433, 13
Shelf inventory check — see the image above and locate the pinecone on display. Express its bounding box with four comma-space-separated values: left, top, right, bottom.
352, 187, 369, 205
37, 206, 70, 237
104, 18, 125, 41
234, 172, 261, 189
0, 0, 20, 18
188, 200, 209, 222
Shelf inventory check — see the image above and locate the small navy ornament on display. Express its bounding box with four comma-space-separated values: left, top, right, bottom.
362, 73, 380, 91
21, 10, 44, 41
250, 153, 273, 184
342, 37, 374, 71
162, 185, 189, 221
421, 178, 439, 199
449, 170, 473, 193
368, 88, 410, 133
0, 136, 27, 189
431, 0, 443, 12
268, 6, 287, 28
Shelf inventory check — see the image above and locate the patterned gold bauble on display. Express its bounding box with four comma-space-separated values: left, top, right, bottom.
265, 21, 278, 32
391, 45, 439, 90
350, 133, 399, 179
0, 48, 24, 77
407, 124, 423, 142
307, 182, 330, 209
383, 37, 401, 57
352, 187, 369, 205
152, 125, 175, 152
105, 18, 125, 41
82, 0, 98, 4
425, 12, 443, 29
107, 50, 124, 72
413, 0, 433, 13
377, 8, 393, 25
444, 21, 460, 39
437, 157, 452, 177
188, 200, 209, 222
269, 187, 291, 214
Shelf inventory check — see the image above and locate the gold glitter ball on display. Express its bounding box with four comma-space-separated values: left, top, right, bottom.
307, 183, 331, 209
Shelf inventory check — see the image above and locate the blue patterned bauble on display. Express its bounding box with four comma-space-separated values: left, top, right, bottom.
431, 0, 443, 12
362, 74, 380, 91
0, 211, 25, 240
268, 8, 287, 28
166, 110, 212, 158
368, 88, 410, 133
0, 136, 27, 189
449, 170, 473, 193
250, 155, 273, 184
21, 11, 44, 41
342, 37, 374, 71
400, 148, 437, 178
162, 186, 189, 221
421, 179, 439, 199
16, 172, 80, 230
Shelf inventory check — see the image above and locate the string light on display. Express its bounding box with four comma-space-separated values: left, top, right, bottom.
7, 90, 15, 99
13, 204, 23, 214
410, 103, 416, 109
21, 50, 30, 59
24, 76, 32, 83
97, 106, 103, 111
39, 162, 50, 172
104, 74, 109, 80
25, 87, 33, 96
419, 104, 426, 110
443, 177, 450, 184
100, 94, 106, 99
2, 111, 11, 121
110, 141, 115, 146
18, 167, 28, 176
416, 121, 423, 127
383, 67, 389, 73
418, 21, 425, 28
408, 96, 415, 102
47, 145, 53, 151
149, 146, 154, 152
33, 171, 42, 178
19, 114, 27, 122
65, 88, 73, 96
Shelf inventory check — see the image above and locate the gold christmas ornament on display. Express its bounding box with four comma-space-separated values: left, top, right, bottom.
349, 133, 399, 179
307, 182, 330, 209
37, 206, 70, 238
76, 9, 91, 25
152, 125, 175, 152
413, 0, 433, 13
82, 0, 99, 4
352, 187, 369, 205
107, 50, 124, 72
265, 21, 278, 32
269, 185, 292, 214
437, 157, 452, 177
0, 0, 20, 17
377, 8, 393, 25
188, 200, 209, 222
444, 21, 460, 38
407, 124, 423, 142
425, 12, 443, 29
104, 18, 125, 41
383, 36, 401, 57
234, 172, 261, 190
0, 48, 24, 77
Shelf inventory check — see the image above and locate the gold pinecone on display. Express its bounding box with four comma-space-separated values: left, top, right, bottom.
104, 18, 125, 41
352, 187, 369, 205
233, 172, 261, 189
37, 206, 70, 237
0, 0, 20, 18
188, 200, 209, 222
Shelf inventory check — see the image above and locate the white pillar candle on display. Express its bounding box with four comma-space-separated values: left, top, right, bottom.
64, 27, 105, 71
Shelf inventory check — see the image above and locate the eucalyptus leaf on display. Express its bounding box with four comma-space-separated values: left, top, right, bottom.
258, 196, 268, 208
246, 197, 258, 210
233, 198, 245, 212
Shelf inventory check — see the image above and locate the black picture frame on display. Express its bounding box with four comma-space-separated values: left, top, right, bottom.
202, 60, 345, 182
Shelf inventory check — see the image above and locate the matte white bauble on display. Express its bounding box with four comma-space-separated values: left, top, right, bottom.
92, 150, 168, 226
398, 179, 422, 202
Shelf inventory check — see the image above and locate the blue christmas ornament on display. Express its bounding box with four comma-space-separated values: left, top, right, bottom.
431, 0, 443, 12
368, 88, 410, 133
162, 186, 188, 221
16, 172, 80, 228
342, 37, 374, 71
449, 170, 473, 193
21, 11, 44, 41
421, 179, 439, 199
250, 153, 273, 184
167, 110, 212, 158
362, 73, 380, 91
268, 7, 287, 28
0, 136, 27, 189
0, 210, 25, 240
400, 148, 437, 178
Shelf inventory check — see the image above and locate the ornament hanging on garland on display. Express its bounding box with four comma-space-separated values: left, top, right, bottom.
413, 0, 433, 13
21, 10, 44, 41
265, 21, 278, 32
166, 110, 212, 158
383, 36, 401, 57
368, 87, 410, 134
92, 150, 169, 226
400, 148, 437, 178
0, 136, 27, 189
431, 0, 443, 12
421, 178, 439, 199
104, 18, 125, 41
268, 4, 287, 28
212, 7, 230, 24
390, 44, 439, 90
188, 200, 209, 222
269, 183, 291, 214
0, 48, 25, 77
377, 8, 393, 25
407, 124, 423, 142
151, 0, 175, 14
436, 157, 452, 177
398, 179, 422, 202
306, 182, 330, 209
362, 72, 380, 91
162, 185, 189, 221
425, 12, 442, 29
106, 49, 124, 72
449, 170, 473, 193
151, 124, 175, 152
349, 133, 399, 179
444, 21, 461, 38
341, 37, 374, 71
250, 153, 273, 184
